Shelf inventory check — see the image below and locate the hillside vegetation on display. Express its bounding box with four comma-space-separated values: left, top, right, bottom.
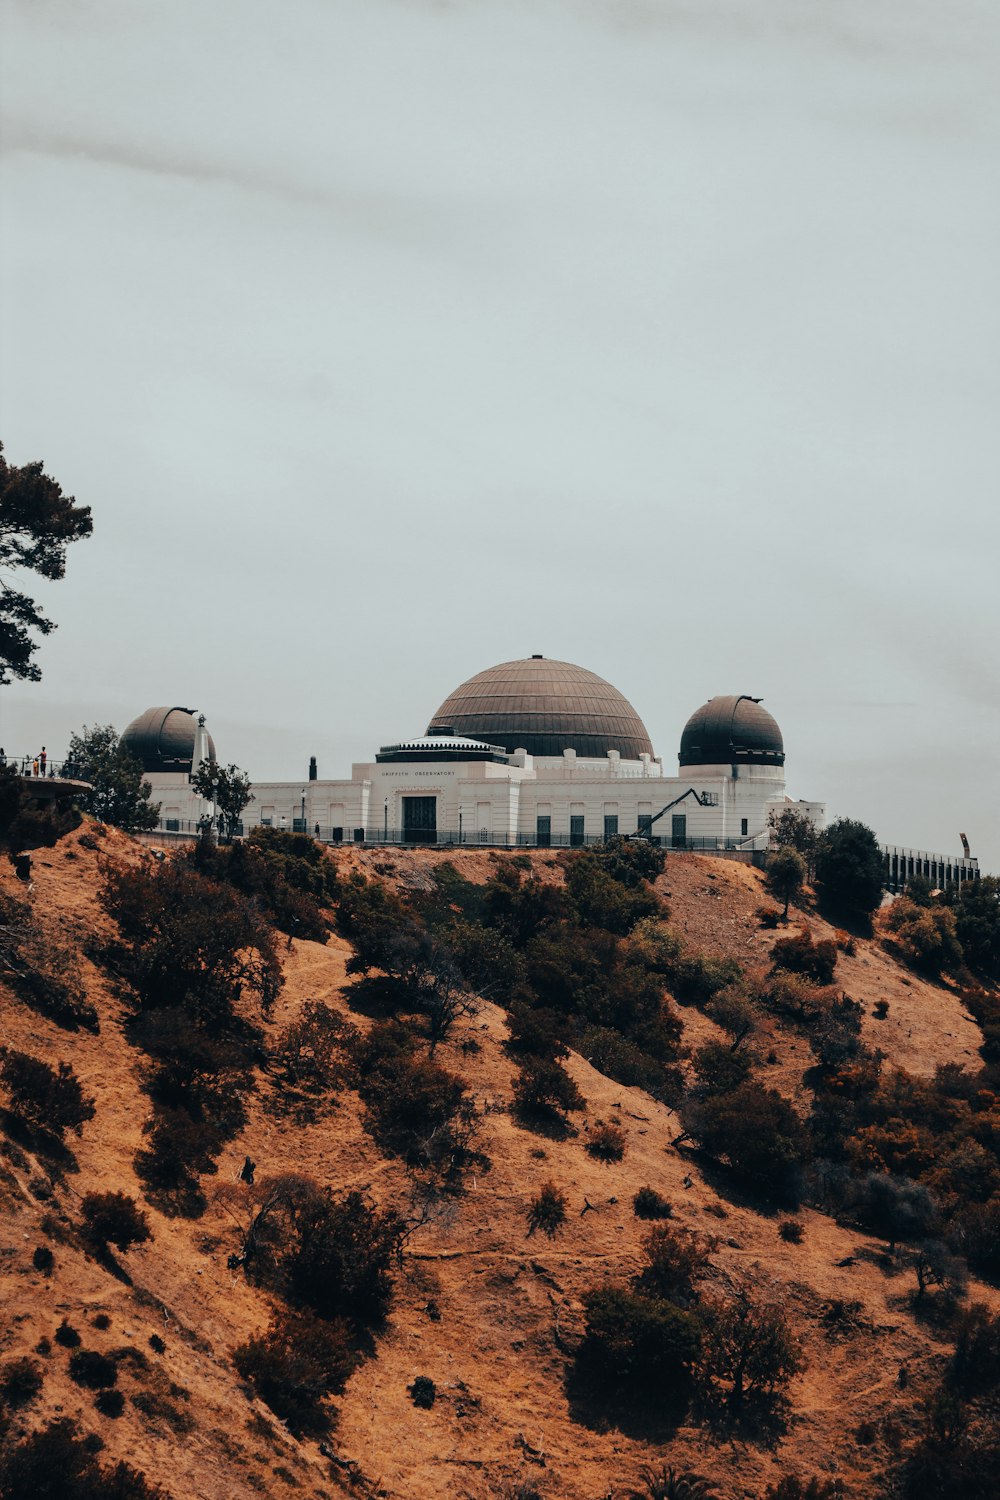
1, 826, 999, 1500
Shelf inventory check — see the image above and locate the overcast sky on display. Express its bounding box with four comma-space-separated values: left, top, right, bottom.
2, 0, 997, 869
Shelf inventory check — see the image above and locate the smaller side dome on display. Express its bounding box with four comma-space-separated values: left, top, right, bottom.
679, 695, 784, 768
120, 707, 216, 774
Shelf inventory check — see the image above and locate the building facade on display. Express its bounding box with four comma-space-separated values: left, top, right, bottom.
122, 656, 824, 851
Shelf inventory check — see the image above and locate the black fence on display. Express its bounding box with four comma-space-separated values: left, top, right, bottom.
148, 818, 768, 855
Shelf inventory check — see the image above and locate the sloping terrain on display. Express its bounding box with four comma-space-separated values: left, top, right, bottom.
0, 830, 996, 1500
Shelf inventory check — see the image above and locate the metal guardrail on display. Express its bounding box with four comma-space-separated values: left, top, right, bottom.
4, 755, 86, 780
149, 818, 771, 853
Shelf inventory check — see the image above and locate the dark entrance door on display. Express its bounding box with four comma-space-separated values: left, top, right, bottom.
403, 796, 437, 845
671, 813, 687, 849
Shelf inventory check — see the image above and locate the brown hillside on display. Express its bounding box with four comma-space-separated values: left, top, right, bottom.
0, 831, 996, 1500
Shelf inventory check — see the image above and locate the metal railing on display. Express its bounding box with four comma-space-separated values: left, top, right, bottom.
4, 753, 87, 781
147, 818, 772, 854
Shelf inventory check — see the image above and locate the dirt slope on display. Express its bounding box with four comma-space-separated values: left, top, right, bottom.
0, 832, 994, 1500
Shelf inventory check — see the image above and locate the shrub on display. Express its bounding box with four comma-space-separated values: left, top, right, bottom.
680, 1081, 808, 1201
0, 894, 98, 1031
409, 1375, 436, 1408
629, 1467, 720, 1499
233, 1309, 356, 1438
33, 1245, 54, 1273
637, 1225, 708, 1304
271, 1000, 353, 1095
81, 1192, 151, 1254
848, 1172, 937, 1251
68, 1349, 118, 1389
951, 1302, 1000, 1395
226, 1175, 405, 1331
633, 1187, 672, 1220
506, 1003, 569, 1061
513, 1056, 584, 1122
0, 1418, 169, 1500
578, 1285, 702, 1389
671, 953, 742, 1006
564, 854, 660, 935
358, 1040, 475, 1173
0, 1050, 96, 1141
883, 898, 963, 977
705, 989, 757, 1045
55, 1318, 81, 1348
100, 858, 282, 1024
779, 1219, 805, 1244
95, 1388, 125, 1418
149, 1335, 165, 1355
691, 1040, 752, 1096
764, 1480, 845, 1500
587, 1122, 626, 1162
698, 1290, 803, 1412
577, 1023, 682, 1102
771, 927, 837, 985
527, 1181, 567, 1238
0, 1355, 43, 1408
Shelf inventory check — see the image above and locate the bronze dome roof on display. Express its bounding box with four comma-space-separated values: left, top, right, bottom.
120, 707, 216, 774
679, 695, 784, 768
427, 657, 654, 760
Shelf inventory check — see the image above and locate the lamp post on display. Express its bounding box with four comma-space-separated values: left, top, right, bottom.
300, 789, 305, 831
459, 809, 463, 844
384, 798, 388, 842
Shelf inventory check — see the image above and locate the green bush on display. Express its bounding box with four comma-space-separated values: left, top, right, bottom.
0, 1355, 43, 1408
884, 897, 963, 977
578, 1285, 701, 1389
513, 1056, 585, 1123
680, 1081, 808, 1201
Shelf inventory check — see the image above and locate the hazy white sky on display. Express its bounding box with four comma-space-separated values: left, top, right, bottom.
2, 0, 998, 868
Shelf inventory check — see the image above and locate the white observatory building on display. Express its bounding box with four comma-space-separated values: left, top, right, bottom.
121, 656, 823, 850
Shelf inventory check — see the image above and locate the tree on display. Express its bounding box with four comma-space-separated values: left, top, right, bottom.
66, 725, 160, 831
680, 1080, 808, 1201
814, 818, 884, 922
952, 876, 1000, 979
768, 808, 819, 876
0, 1049, 95, 1141
0, 443, 93, 683
578, 1285, 702, 1390
767, 847, 806, 921
232, 1309, 356, 1438
698, 1290, 803, 1412
191, 760, 254, 841
81, 1192, 151, 1253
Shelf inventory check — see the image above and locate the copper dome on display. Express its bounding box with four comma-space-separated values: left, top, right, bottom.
120, 707, 216, 774
679, 695, 784, 768
427, 657, 654, 760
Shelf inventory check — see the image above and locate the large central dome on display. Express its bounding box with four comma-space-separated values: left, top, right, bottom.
426, 656, 654, 760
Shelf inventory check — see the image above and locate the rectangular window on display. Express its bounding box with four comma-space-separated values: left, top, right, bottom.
741, 818, 748, 837
637, 814, 653, 837
570, 814, 585, 847
604, 814, 618, 840
536, 815, 551, 848
292, 817, 306, 833
671, 813, 687, 849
